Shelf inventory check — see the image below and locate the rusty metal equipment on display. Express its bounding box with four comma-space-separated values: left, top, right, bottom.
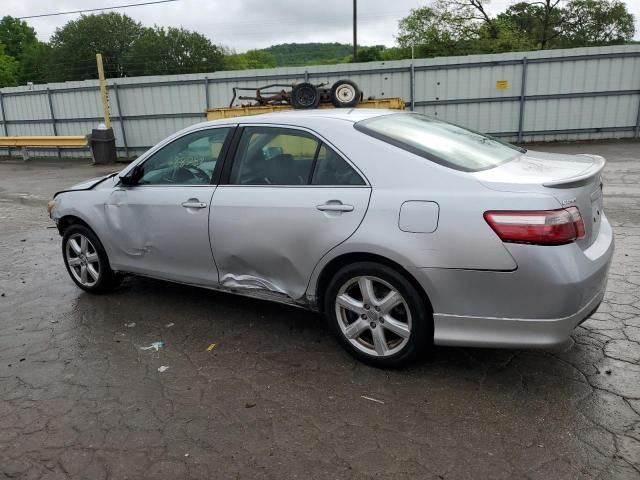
208, 98, 406, 121
230, 79, 363, 110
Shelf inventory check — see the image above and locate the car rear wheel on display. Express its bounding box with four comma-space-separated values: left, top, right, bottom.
62, 225, 121, 293
324, 262, 432, 367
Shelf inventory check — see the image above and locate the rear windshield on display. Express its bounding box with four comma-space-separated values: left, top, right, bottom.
354, 113, 524, 172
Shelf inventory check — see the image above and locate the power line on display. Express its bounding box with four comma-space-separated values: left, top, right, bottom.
17, 0, 180, 20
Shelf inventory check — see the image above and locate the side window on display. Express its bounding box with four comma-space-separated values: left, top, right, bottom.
312, 143, 365, 186
138, 127, 230, 185
230, 127, 319, 185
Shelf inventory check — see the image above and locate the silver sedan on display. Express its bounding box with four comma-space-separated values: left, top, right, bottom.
49, 110, 614, 367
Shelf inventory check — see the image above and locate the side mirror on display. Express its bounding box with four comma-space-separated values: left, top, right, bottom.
119, 175, 137, 187
119, 165, 143, 186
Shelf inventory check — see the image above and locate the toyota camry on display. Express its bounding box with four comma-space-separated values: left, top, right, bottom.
48, 110, 613, 367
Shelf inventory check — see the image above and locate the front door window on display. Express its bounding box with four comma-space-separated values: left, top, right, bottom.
138, 128, 231, 185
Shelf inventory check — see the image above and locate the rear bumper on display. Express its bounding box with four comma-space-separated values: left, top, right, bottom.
432, 286, 605, 348
413, 214, 614, 348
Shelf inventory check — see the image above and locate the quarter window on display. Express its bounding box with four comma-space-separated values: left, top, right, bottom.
138, 128, 230, 185
312, 144, 365, 186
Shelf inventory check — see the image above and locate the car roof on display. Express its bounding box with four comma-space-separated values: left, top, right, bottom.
199, 108, 404, 129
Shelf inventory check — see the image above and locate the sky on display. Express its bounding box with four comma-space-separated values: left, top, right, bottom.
3, 0, 639, 52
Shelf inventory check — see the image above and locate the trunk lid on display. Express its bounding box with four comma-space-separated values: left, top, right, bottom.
473, 150, 605, 249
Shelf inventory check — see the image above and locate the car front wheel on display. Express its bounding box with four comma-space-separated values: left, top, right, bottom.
62, 225, 121, 293
324, 262, 432, 367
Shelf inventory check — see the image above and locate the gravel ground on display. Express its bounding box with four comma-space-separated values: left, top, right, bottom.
1, 142, 639, 479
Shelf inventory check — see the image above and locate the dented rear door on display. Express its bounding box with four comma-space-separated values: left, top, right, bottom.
209, 125, 371, 301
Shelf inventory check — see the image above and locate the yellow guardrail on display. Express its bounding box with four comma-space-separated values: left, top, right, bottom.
0, 136, 88, 147
207, 97, 406, 121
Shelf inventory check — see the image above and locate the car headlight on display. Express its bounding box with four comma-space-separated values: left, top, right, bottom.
47, 200, 56, 217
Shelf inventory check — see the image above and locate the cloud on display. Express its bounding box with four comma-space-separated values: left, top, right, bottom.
4, 0, 424, 50
3, 0, 639, 51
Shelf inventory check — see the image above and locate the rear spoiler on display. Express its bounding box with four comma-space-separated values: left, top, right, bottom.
542, 154, 605, 188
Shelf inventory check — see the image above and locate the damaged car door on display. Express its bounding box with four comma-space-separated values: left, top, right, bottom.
210, 125, 371, 301
105, 127, 232, 285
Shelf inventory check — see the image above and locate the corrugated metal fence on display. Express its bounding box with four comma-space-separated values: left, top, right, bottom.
1, 44, 639, 159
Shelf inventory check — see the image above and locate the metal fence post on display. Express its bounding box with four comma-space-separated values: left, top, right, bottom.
410, 45, 415, 111
635, 92, 640, 139
204, 76, 210, 112
0, 90, 10, 158
46, 88, 61, 159
410, 64, 415, 112
517, 57, 528, 143
112, 83, 129, 158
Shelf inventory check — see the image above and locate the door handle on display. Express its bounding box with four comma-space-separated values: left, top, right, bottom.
182, 199, 207, 209
316, 202, 354, 212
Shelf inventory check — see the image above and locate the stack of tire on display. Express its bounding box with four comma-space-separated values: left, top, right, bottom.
291, 79, 361, 110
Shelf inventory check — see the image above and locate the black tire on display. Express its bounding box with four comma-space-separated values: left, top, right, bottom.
323, 262, 432, 368
330, 79, 361, 108
62, 224, 121, 293
291, 82, 320, 109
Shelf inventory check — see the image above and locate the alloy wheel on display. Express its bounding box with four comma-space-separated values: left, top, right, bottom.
335, 276, 412, 357
65, 233, 101, 287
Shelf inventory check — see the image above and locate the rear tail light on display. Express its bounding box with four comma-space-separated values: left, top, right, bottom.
484, 207, 585, 246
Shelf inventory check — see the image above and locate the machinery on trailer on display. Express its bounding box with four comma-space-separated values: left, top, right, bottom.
208, 97, 405, 121
230, 79, 362, 109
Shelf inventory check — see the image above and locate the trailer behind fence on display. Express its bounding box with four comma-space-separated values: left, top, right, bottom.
0, 44, 639, 159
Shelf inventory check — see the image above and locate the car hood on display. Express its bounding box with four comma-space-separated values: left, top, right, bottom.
472, 150, 605, 188
54, 172, 119, 198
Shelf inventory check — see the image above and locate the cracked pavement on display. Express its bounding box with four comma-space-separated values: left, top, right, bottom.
1, 141, 639, 479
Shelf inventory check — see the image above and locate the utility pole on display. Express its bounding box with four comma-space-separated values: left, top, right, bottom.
96, 53, 111, 129
353, 0, 357, 62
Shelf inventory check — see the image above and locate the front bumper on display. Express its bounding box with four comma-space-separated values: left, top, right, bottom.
414, 214, 614, 348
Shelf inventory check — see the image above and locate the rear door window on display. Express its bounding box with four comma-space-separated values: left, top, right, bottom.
228, 127, 365, 186
312, 144, 365, 186
230, 127, 318, 185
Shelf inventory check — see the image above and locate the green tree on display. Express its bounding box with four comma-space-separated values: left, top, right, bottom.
125, 26, 225, 76
242, 49, 277, 69
50, 13, 144, 80
498, 0, 565, 48
19, 41, 53, 84
262, 43, 352, 66
475, 19, 537, 52
396, 0, 634, 55
397, 1, 496, 57
0, 16, 37, 59
355, 45, 386, 62
396, 4, 481, 57
380, 46, 411, 61
0, 44, 19, 87
561, 0, 635, 46
222, 47, 249, 70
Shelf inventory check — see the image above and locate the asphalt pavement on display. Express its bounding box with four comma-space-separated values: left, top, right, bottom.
1, 141, 639, 479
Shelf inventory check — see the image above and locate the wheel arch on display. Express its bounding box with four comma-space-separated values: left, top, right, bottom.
57, 214, 96, 237
314, 251, 434, 315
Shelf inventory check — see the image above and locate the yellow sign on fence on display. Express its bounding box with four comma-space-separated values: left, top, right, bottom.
496, 80, 509, 90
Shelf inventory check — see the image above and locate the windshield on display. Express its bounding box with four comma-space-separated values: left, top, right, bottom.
354, 113, 524, 172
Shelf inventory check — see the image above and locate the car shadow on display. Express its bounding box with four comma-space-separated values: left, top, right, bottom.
73, 274, 581, 378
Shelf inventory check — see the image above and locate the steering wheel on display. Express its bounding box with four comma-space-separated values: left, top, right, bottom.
173, 165, 210, 183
